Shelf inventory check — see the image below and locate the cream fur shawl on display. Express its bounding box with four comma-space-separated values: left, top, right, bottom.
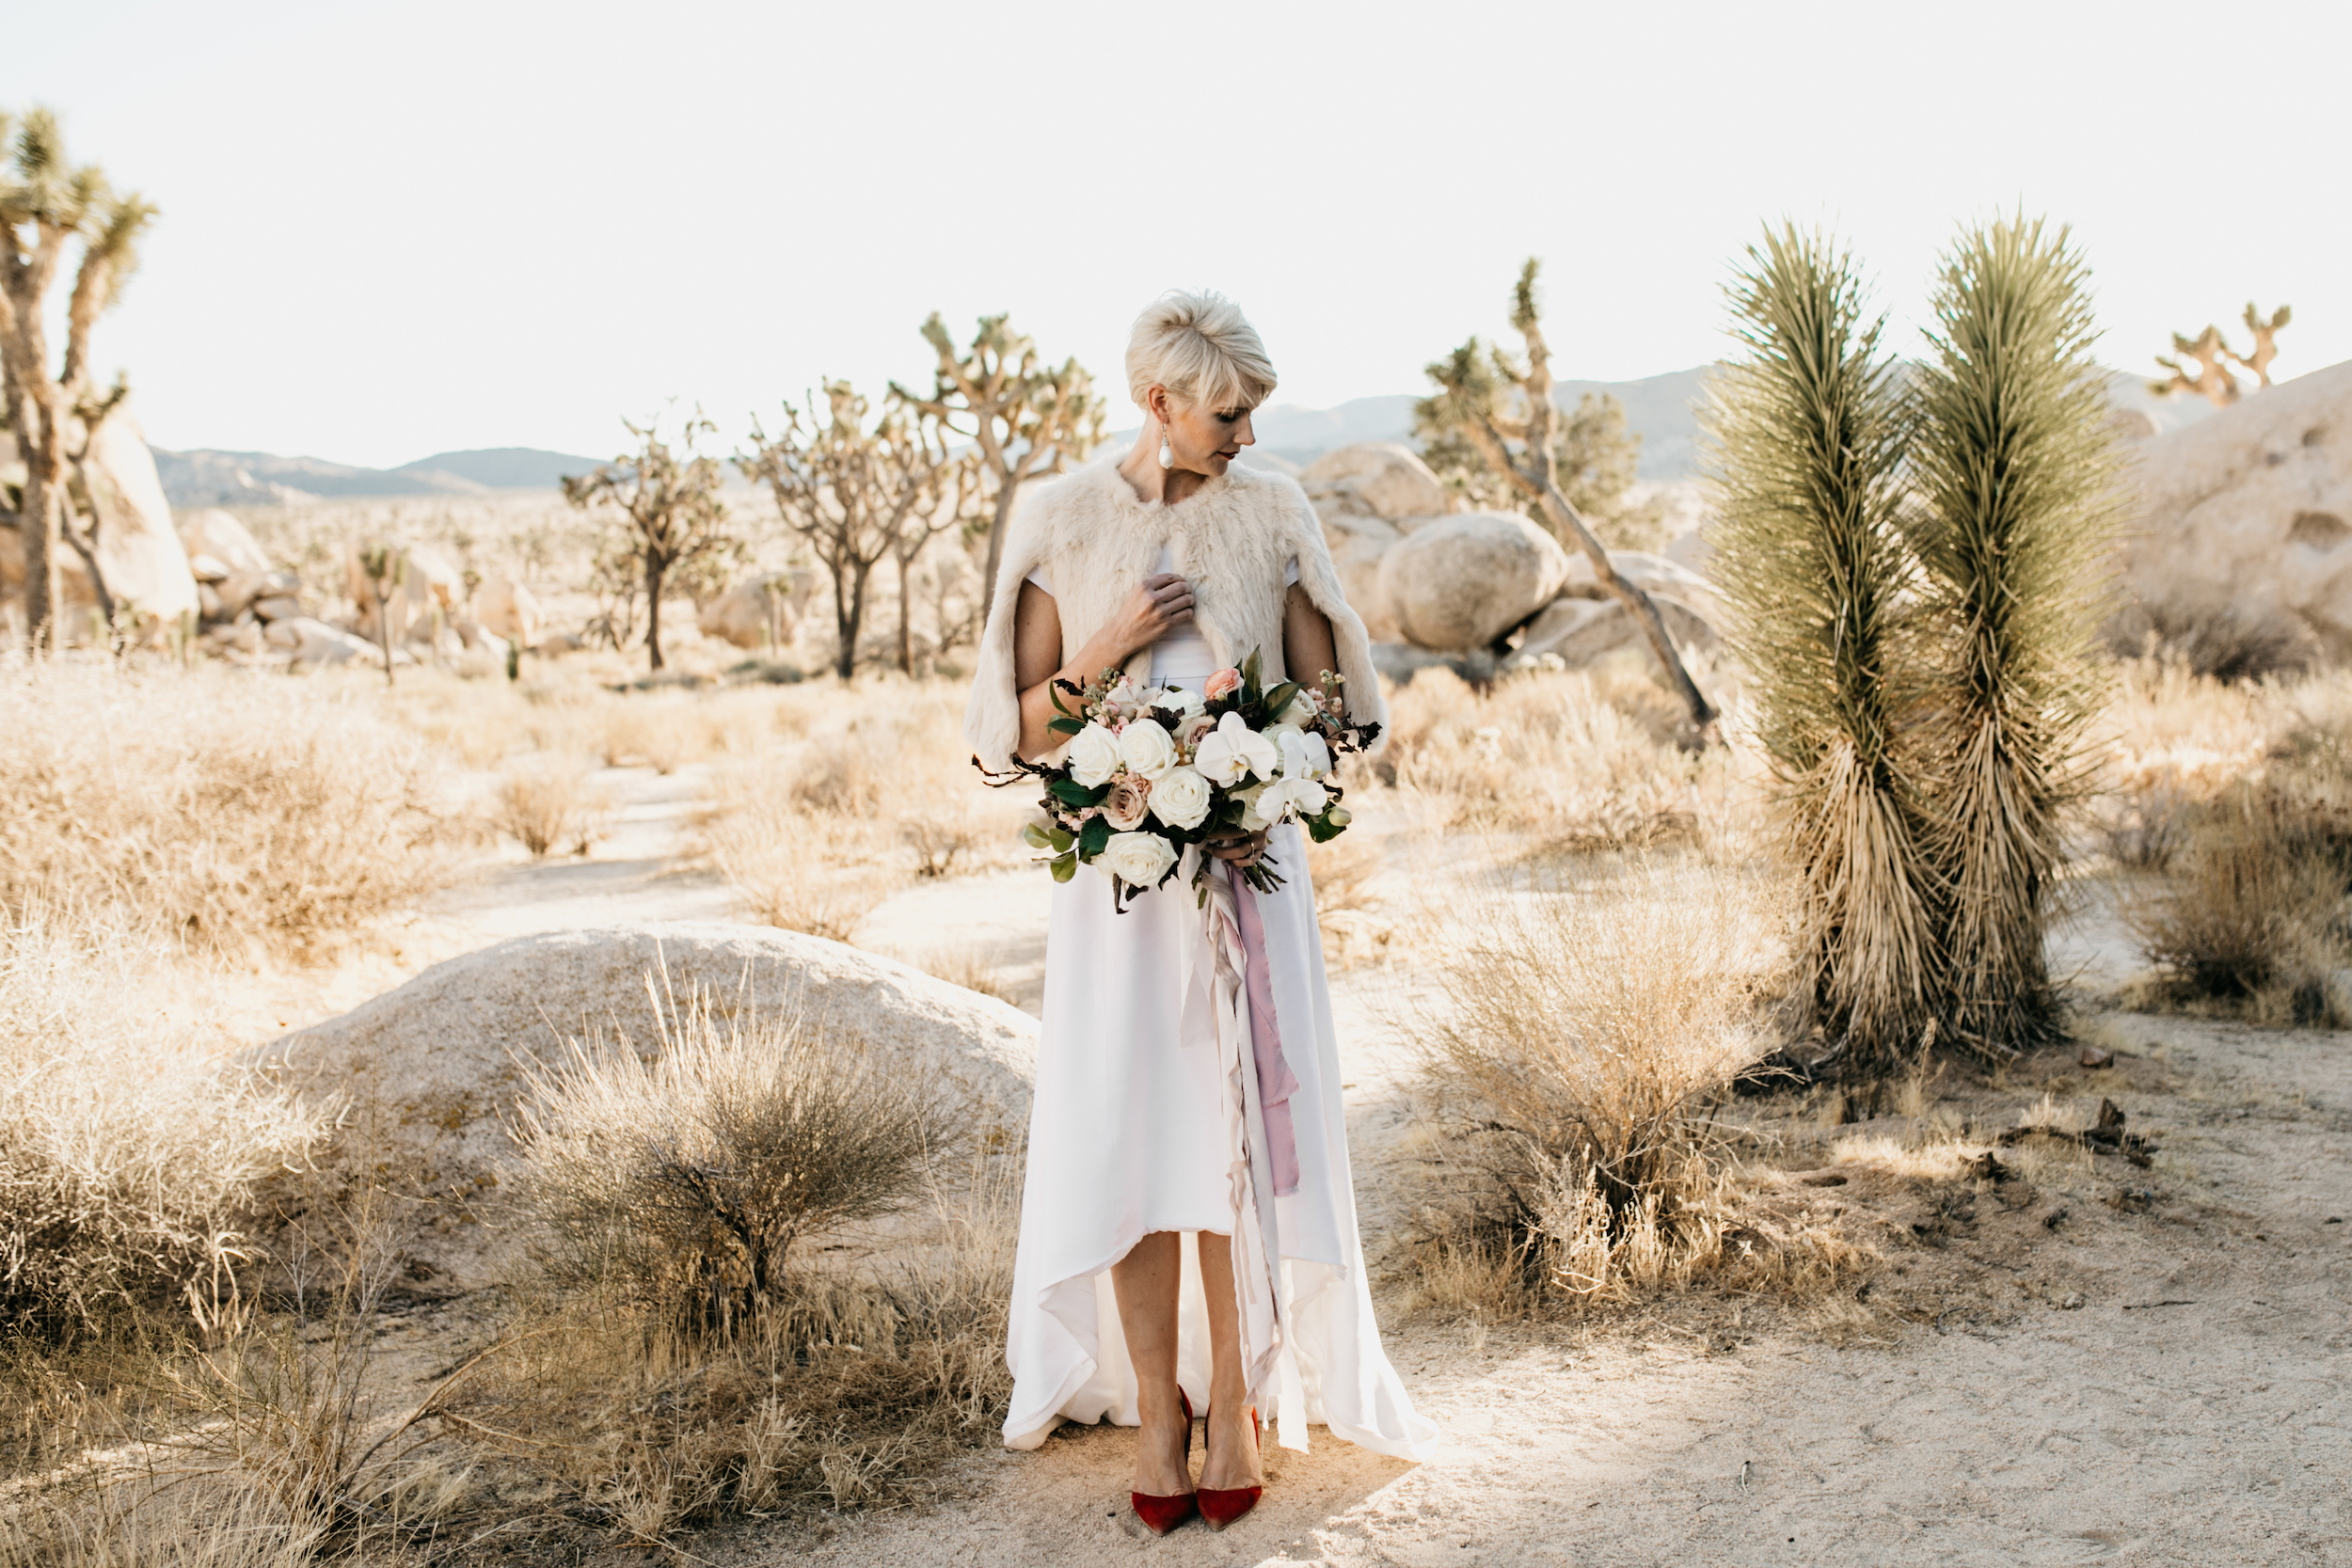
964, 458, 1386, 771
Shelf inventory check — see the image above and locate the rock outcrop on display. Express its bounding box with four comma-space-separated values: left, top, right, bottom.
1376, 511, 1572, 651
473, 577, 543, 648
81, 408, 199, 627
2120, 359, 2352, 665
258, 923, 1040, 1285
1299, 445, 1454, 642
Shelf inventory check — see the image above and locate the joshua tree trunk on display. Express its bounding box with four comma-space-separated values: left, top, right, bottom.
896, 554, 914, 674
832, 560, 873, 681
644, 556, 668, 671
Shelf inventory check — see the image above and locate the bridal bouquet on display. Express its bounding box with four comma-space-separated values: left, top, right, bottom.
981, 651, 1381, 911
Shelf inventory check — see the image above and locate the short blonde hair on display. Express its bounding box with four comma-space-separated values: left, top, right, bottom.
1125, 290, 1278, 412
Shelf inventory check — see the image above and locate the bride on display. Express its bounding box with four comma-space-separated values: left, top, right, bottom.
966, 291, 1436, 1534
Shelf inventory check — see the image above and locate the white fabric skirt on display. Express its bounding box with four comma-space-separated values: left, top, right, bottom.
1001, 820, 1437, 1460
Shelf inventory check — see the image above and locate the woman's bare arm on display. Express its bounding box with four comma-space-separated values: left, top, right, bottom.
1280, 582, 1342, 713
1012, 574, 1198, 760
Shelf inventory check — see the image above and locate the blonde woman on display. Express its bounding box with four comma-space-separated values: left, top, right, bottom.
967, 292, 1435, 1534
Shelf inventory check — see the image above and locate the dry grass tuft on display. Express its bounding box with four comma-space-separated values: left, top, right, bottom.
0, 910, 331, 1338
1409, 863, 1789, 1305
492, 752, 608, 859
1380, 668, 1719, 851
507, 988, 951, 1338
0, 661, 453, 959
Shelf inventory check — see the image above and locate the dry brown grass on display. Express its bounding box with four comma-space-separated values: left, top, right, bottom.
507, 990, 950, 1337
0, 660, 454, 960
491, 752, 609, 859
1380, 668, 1729, 852
0, 909, 331, 1338
1406, 862, 1792, 1306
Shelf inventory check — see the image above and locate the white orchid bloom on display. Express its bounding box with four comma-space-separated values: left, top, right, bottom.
1192, 710, 1278, 786
1276, 728, 1332, 781
1255, 774, 1329, 824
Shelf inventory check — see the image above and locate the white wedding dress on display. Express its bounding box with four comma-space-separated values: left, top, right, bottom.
1001, 556, 1436, 1461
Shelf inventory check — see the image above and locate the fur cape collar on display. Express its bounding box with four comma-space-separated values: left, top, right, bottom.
963, 458, 1386, 771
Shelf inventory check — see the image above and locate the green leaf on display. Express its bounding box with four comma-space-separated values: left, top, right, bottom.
1078, 816, 1112, 858
1306, 810, 1345, 843
1050, 850, 1077, 883
1048, 716, 1085, 736
1262, 681, 1300, 721
1239, 647, 1263, 695
1047, 825, 1074, 852
1020, 822, 1051, 850
1048, 777, 1106, 809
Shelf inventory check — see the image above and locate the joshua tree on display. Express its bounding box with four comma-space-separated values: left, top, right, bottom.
887, 451, 977, 673
2152, 305, 2288, 406
1908, 217, 2122, 1060
738, 383, 951, 681
1422, 386, 1660, 548
1705, 226, 1939, 1085
893, 313, 1104, 598
1418, 260, 1716, 732
356, 543, 405, 688
2224, 302, 2291, 388
0, 107, 157, 652
563, 411, 738, 672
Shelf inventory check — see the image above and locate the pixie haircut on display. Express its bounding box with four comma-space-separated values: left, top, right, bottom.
1124, 290, 1279, 412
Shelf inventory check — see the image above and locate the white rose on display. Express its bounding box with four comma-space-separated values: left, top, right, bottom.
1118, 717, 1178, 780
1256, 774, 1329, 824
1193, 710, 1279, 786
1150, 688, 1193, 716
1100, 830, 1177, 888
1066, 722, 1120, 787
1235, 782, 1270, 832
1279, 690, 1317, 727
1148, 765, 1213, 830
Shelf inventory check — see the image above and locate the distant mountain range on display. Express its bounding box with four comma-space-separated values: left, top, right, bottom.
151, 446, 602, 508
154, 367, 2220, 508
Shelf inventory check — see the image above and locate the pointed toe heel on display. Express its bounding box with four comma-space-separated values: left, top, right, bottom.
1197, 1405, 1263, 1530
1131, 1388, 1199, 1536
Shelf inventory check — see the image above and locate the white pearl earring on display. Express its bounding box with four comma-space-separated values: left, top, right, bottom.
1156, 422, 1173, 470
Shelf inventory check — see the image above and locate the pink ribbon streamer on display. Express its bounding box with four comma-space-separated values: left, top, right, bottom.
1231, 878, 1303, 1197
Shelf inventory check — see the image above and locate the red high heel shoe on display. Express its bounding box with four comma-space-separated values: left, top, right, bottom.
1130, 1388, 1198, 1537
1196, 1405, 1263, 1531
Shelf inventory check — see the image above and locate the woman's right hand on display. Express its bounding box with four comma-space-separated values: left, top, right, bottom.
1095, 573, 1196, 664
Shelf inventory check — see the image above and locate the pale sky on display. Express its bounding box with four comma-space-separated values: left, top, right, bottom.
10, 0, 2345, 468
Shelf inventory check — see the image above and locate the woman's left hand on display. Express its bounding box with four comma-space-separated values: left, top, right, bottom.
1205, 829, 1270, 867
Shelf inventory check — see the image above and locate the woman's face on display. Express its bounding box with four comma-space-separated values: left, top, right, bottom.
1153, 388, 1257, 477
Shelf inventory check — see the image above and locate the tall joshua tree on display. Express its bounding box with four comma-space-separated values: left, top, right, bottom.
1419, 260, 1716, 733
564, 410, 739, 672
1909, 216, 2122, 1059
1706, 226, 1939, 1084
738, 383, 951, 681
0, 107, 157, 651
893, 313, 1103, 597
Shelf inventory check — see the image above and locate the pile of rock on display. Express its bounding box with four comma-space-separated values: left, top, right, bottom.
2117, 359, 2352, 669
1296, 443, 1723, 673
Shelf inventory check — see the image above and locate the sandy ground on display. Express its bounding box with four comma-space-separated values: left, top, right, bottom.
247, 784, 2352, 1566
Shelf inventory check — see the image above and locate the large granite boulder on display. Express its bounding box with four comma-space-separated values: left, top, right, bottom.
698, 571, 808, 651
1557, 547, 1722, 621
1376, 511, 1571, 651
2120, 360, 2352, 663
1511, 593, 1719, 669
1300, 445, 1456, 642
179, 508, 273, 578
473, 577, 544, 647
79, 407, 199, 627
255, 923, 1039, 1286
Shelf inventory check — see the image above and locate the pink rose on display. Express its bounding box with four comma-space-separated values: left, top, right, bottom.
1176, 712, 1216, 755
1203, 667, 1242, 701
1102, 775, 1151, 832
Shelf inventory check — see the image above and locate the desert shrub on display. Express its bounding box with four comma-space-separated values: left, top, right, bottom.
0, 662, 453, 958
0, 911, 330, 1338
1381, 667, 1714, 849
1412, 864, 1783, 1303
508, 991, 950, 1338
2122, 770, 2352, 1023
492, 752, 607, 858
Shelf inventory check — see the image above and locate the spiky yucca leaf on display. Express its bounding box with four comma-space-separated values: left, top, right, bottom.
1705, 227, 1940, 1079
1909, 217, 2122, 1057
